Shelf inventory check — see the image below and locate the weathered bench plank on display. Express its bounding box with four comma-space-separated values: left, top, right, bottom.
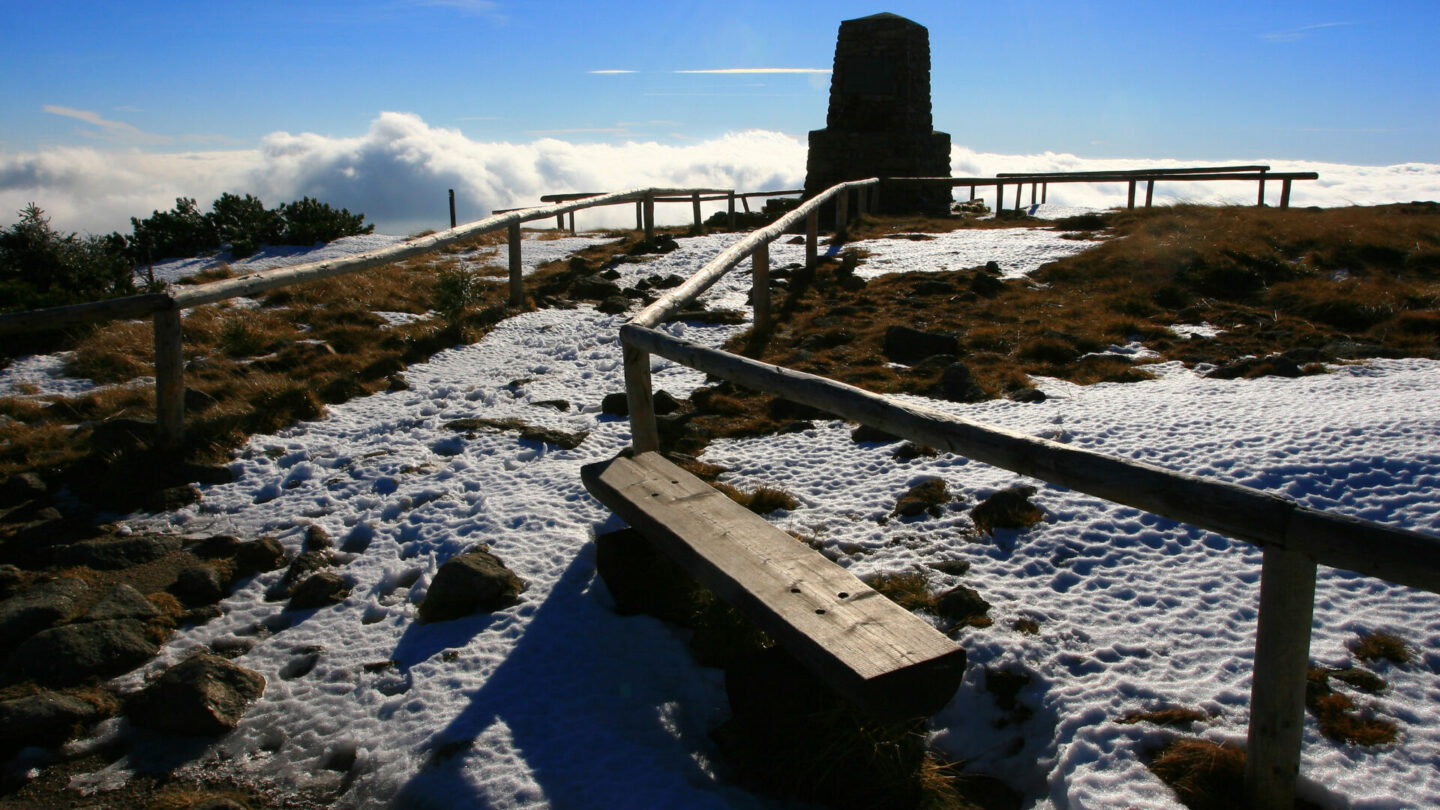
582, 451, 966, 719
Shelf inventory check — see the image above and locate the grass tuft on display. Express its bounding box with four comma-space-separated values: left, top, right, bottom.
1148, 738, 1246, 810
1351, 631, 1410, 666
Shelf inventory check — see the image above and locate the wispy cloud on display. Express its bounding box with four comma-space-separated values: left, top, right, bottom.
675, 68, 830, 75
525, 127, 632, 136
589, 69, 635, 75
1261, 22, 1355, 43
43, 105, 169, 144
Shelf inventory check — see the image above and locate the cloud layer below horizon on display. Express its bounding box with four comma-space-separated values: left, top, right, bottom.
2, 111, 1437, 236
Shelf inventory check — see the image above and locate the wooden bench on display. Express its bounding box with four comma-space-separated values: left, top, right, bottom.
581, 451, 966, 719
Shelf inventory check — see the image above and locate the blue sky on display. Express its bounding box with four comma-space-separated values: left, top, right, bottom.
4, 0, 1437, 164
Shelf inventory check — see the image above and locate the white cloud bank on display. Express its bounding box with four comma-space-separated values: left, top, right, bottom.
1, 111, 1436, 236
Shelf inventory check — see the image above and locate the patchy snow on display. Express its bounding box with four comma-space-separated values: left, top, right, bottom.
30, 222, 1440, 809
0, 352, 99, 398
1170, 323, 1226, 340
143, 232, 613, 285
846, 225, 1099, 279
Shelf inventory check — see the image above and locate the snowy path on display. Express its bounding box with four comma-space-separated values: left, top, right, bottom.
62, 222, 1440, 809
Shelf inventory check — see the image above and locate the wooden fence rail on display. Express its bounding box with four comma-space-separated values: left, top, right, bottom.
612, 172, 1433, 810
0, 186, 739, 446
945, 165, 1318, 211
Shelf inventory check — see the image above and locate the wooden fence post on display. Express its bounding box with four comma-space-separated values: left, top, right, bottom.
1280, 179, 1293, 209
508, 221, 524, 308
1258, 171, 1268, 206
835, 190, 849, 238
1127, 180, 1137, 209
1030, 183, 1037, 205
1145, 180, 1155, 208
692, 192, 702, 230
153, 305, 185, 447
1042, 182, 1048, 204
805, 209, 818, 270
995, 183, 1004, 213
644, 192, 656, 245
568, 211, 576, 235
635, 200, 643, 231
556, 213, 565, 229
728, 192, 736, 229
753, 241, 771, 333
969, 185, 977, 201
449, 189, 456, 229
1244, 545, 1318, 810
623, 344, 659, 453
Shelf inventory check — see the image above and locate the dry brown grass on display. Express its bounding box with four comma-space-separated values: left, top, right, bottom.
1119, 706, 1209, 728
1148, 738, 1246, 810
1351, 631, 1410, 666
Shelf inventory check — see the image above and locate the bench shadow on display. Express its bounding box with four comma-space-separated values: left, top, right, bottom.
387, 543, 743, 809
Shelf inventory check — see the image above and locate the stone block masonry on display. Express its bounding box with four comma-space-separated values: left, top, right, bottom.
804, 13, 953, 217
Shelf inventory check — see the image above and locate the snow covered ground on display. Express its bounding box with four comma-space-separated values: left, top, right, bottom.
23, 211, 1440, 808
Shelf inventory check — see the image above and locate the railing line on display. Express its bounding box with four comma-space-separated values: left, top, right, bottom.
619, 323, 1440, 590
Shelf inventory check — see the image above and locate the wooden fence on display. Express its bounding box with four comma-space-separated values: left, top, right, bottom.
985, 164, 1319, 210
615, 176, 1436, 810
0, 186, 740, 446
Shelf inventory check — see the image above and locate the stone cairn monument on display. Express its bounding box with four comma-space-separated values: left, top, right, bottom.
804, 13, 952, 217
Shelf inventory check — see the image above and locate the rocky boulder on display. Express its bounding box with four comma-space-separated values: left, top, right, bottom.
0, 577, 88, 647
5, 619, 157, 684
129, 653, 265, 736
419, 547, 527, 622
287, 571, 351, 610
883, 325, 960, 365
0, 690, 111, 756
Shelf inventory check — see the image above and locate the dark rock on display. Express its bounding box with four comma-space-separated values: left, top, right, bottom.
1206, 355, 1303, 380
288, 571, 350, 610
304, 524, 332, 551
597, 295, 630, 314
969, 272, 1004, 297
927, 560, 971, 576
171, 565, 227, 607
0, 472, 47, 506
6, 619, 158, 684
8, 515, 91, 550
419, 547, 527, 622
88, 418, 155, 454
442, 416, 589, 449
129, 653, 265, 736
934, 585, 991, 624
570, 277, 622, 300
387, 374, 410, 392
0, 690, 109, 755
882, 325, 959, 364
912, 280, 956, 296
83, 584, 161, 622
653, 274, 685, 289
1008, 387, 1047, 403
0, 577, 88, 646
599, 268, 622, 281
236, 536, 286, 576
601, 392, 629, 417
1281, 347, 1326, 364
983, 260, 1002, 275
1320, 340, 1403, 360
971, 486, 1043, 535
779, 420, 814, 434
931, 362, 987, 403
148, 484, 202, 512
270, 550, 333, 600
533, 399, 570, 412
851, 424, 901, 444
183, 387, 220, 413
652, 390, 681, 416
191, 534, 244, 559
49, 534, 182, 570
